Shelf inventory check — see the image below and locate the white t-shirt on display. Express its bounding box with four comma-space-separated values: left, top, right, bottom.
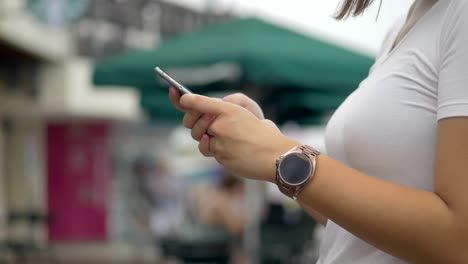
319, 0, 468, 263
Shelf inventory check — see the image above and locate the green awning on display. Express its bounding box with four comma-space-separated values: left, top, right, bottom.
94, 17, 373, 92
140, 88, 183, 122
93, 17, 373, 123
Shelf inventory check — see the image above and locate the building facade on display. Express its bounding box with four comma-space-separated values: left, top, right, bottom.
75, 0, 233, 59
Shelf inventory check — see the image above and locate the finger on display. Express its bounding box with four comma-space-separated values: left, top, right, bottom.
180, 94, 230, 116
261, 119, 280, 131
183, 110, 203, 129
198, 134, 214, 157
209, 136, 216, 154
223, 93, 264, 119
223, 93, 246, 106
169, 87, 186, 112
191, 114, 216, 141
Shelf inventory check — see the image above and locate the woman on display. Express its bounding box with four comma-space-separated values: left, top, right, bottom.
169, 0, 468, 263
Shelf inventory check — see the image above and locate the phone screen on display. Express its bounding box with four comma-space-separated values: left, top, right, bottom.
155, 67, 192, 95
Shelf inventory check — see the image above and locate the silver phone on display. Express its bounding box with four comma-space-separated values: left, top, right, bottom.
155, 67, 192, 95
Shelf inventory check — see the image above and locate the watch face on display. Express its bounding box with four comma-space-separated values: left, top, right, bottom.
279, 153, 312, 185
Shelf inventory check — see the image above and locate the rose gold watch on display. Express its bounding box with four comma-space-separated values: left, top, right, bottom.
275, 145, 320, 200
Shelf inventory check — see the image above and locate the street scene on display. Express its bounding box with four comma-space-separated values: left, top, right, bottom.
3, 0, 453, 264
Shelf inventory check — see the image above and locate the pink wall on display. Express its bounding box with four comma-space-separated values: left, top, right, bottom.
47, 122, 110, 241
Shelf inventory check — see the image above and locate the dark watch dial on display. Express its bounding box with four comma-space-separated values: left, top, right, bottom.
279, 153, 312, 185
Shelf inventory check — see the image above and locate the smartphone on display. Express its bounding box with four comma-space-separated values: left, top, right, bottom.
155, 67, 192, 95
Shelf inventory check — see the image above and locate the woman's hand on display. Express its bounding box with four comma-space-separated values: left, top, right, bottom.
178, 93, 299, 182
169, 87, 264, 119
169, 88, 264, 137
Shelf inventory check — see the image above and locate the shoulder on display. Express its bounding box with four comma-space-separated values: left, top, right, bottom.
438, 0, 468, 55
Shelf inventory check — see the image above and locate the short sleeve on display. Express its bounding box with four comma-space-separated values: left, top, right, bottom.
437, 1, 468, 120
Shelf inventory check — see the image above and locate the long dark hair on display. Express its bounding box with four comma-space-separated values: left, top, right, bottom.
335, 0, 381, 19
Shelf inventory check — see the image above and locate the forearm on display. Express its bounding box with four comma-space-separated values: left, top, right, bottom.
299, 202, 328, 226
298, 155, 467, 263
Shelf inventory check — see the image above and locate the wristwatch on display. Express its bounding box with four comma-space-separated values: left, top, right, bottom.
275, 145, 320, 200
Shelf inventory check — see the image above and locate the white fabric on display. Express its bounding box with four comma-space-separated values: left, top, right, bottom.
391, 0, 436, 51
319, 0, 468, 263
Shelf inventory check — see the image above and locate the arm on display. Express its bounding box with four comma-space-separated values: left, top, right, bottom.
299, 202, 328, 226
296, 118, 468, 263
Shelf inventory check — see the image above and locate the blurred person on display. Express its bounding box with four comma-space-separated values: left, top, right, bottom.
168, 0, 468, 263
191, 172, 246, 264
130, 155, 186, 239
145, 159, 186, 238
128, 154, 156, 236
193, 173, 245, 235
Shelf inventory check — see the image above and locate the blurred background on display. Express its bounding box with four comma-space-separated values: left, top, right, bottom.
0, 0, 412, 263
